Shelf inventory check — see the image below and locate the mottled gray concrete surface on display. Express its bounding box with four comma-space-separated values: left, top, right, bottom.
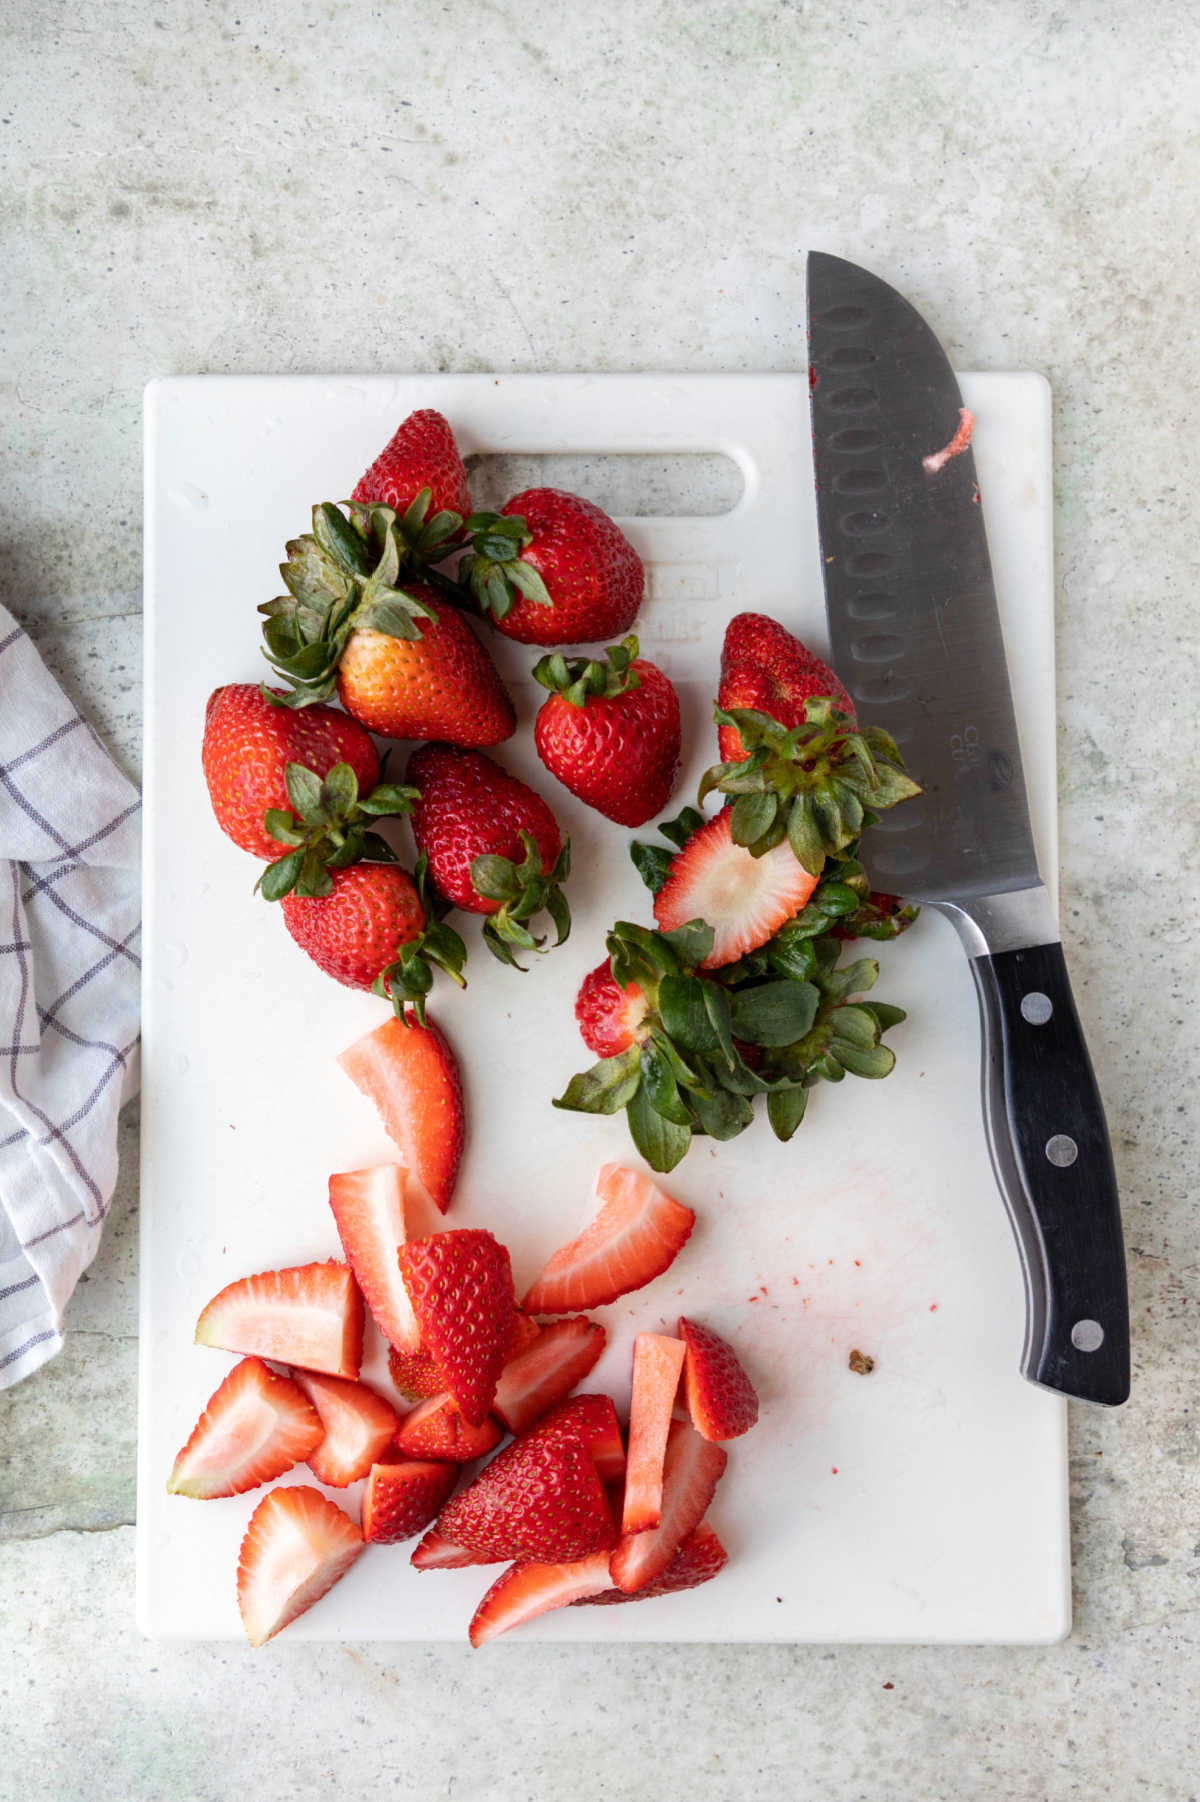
1, 0, 1197, 1797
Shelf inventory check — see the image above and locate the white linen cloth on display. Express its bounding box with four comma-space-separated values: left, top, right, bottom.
0, 604, 141, 1388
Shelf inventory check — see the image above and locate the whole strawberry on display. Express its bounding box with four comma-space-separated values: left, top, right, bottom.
352, 408, 472, 540
532, 636, 681, 827
408, 745, 570, 967
457, 488, 643, 646
717, 612, 855, 764
336, 587, 516, 745
202, 684, 380, 859
575, 960, 649, 1058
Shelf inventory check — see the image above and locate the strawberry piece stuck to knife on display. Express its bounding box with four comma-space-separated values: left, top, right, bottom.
491, 1316, 607, 1436
327, 1164, 418, 1352
237, 1485, 363, 1648
608, 1420, 727, 1594
578, 1519, 729, 1606
396, 1230, 516, 1427
166, 1357, 323, 1500
194, 1262, 365, 1380
436, 1423, 617, 1565
337, 1012, 465, 1216
522, 1163, 695, 1315
289, 1371, 399, 1488
391, 1392, 504, 1464
621, 1333, 687, 1535
652, 808, 819, 969
467, 1550, 614, 1646
677, 1316, 760, 1442
362, 1459, 459, 1545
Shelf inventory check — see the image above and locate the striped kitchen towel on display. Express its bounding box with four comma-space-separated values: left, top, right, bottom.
0, 604, 141, 1388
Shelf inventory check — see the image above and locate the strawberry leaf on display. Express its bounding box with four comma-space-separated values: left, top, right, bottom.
626, 1083, 691, 1173
554, 1046, 642, 1116
766, 1085, 809, 1141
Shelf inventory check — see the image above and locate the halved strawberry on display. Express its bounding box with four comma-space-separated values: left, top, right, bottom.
609, 1420, 727, 1594
533, 1393, 626, 1485
678, 1316, 760, 1441
166, 1357, 323, 1500
522, 1163, 695, 1314
622, 1333, 687, 1535
327, 1164, 418, 1352
491, 1316, 606, 1435
468, 1551, 613, 1646
653, 808, 818, 969
290, 1371, 399, 1488
362, 1460, 458, 1545
237, 1485, 363, 1647
337, 1013, 465, 1215
397, 1230, 515, 1426
194, 1263, 364, 1379
392, 1392, 503, 1463
411, 1526, 488, 1570
437, 1428, 616, 1564
387, 1341, 444, 1402
578, 1520, 728, 1605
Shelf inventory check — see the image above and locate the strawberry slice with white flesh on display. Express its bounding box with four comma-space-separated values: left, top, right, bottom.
578, 1519, 729, 1605
622, 1333, 687, 1535
653, 808, 818, 968
522, 1163, 695, 1314
290, 1371, 399, 1488
609, 1419, 727, 1594
327, 1164, 418, 1352
194, 1262, 364, 1379
362, 1460, 458, 1544
393, 1392, 503, 1463
468, 1551, 614, 1646
491, 1316, 606, 1435
337, 1013, 464, 1215
167, 1357, 323, 1500
237, 1485, 363, 1647
411, 1525, 489, 1570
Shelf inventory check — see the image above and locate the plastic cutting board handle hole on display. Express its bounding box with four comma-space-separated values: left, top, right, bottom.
464, 451, 745, 517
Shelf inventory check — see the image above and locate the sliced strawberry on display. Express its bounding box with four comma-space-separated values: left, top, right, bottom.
392, 1392, 504, 1463
236, 1485, 363, 1647
397, 1230, 515, 1426
167, 1357, 323, 1500
327, 1164, 418, 1352
507, 1310, 542, 1360
411, 1526, 488, 1570
362, 1460, 458, 1545
522, 1163, 695, 1314
468, 1551, 613, 1646
609, 1420, 727, 1594
290, 1371, 399, 1488
194, 1262, 364, 1379
387, 1341, 444, 1402
532, 1393, 626, 1485
622, 1333, 687, 1535
492, 1316, 606, 1435
678, 1315, 760, 1441
337, 1013, 464, 1215
437, 1429, 616, 1564
653, 808, 818, 968
578, 1520, 728, 1605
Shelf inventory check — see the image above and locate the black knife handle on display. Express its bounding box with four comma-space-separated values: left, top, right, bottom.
969, 940, 1130, 1405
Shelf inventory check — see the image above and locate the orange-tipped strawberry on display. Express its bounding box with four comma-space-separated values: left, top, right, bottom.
574, 959, 650, 1058
532, 636, 681, 827
237, 1485, 363, 1647
194, 1262, 365, 1379
393, 1393, 503, 1463
166, 1358, 323, 1500
468, 1551, 613, 1645
491, 1317, 607, 1437
677, 1316, 759, 1442
522, 1163, 695, 1315
396, 1230, 516, 1427
608, 1420, 726, 1594
352, 408, 472, 530
458, 488, 643, 646
336, 590, 516, 745
717, 612, 855, 764
577, 1520, 728, 1606
362, 1459, 458, 1545
290, 1371, 400, 1487
337, 1013, 465, 1215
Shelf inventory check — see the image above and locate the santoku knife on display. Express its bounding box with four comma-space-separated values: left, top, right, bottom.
806, 251, 1129, 1406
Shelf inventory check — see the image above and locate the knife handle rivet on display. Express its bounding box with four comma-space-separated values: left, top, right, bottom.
1020, 991, 1053, 1025
1045, 1134, 1078, 1168
1071, 1319, 1105, 1353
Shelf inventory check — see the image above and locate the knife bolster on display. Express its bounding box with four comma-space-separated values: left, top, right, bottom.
939, 883, 1059, 957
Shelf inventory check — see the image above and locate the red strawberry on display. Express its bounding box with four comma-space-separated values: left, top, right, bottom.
362, 1459, 458, 1545
522, 1163, 695, 1315
397, 1229, 516, 1427
327, 1165, 418, 1352
491, 1317, 607, 1437
335, 587, 516, 747
530, 1393, 626, 1485
290, 1370, 399, 1487
532, 637, 680, 826
718, 612, 855, 764
609, 1421, 727, 1594
678, 1316, 759, 1441
622, 1333, 687, 1535
578, 1520, 728, 1605
574, 959, 650, 1058
652, 809, 818, 968
387, 1342, 444, 1402
468, 1550, 613, 1646
280, 864, 427, 991
166, 1357, 323, 1500
392, 1392, 503, 1463
506, 1310, 543, 1361
437, 1428, 615, 1565
462, 488, 643, 646
337, 1013, 465, 1215
237, 1485, 363, 1647
411, 1525, 487, 1570
202, 684, 380, 861
194, 1262, 364, 1380
351, 408, 472, 525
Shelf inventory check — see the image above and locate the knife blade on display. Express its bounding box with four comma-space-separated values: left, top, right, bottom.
807, 251, 1129, 1406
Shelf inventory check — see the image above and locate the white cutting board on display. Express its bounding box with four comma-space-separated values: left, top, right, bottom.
138, 371, 1068, 1644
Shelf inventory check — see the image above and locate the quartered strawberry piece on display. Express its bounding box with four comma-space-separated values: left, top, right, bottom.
609, 1420, 727, 1594
397, 1229, 516, 1427
290, 1370, 399, 1488
530, 1394, 626, 1485
392, 1392, 503, 1463
362, 1460, 458, 1545
387, 1341, 444, 1402
468, 1551, 613, 1646
678, 1315, 760, 1441
236, 1485, 363, 1647
437, 1428, 616, 1565
194, 1262, 364, 1379
491, 1316, 606, 1436
653, 808, 818, 969
522, 1163, 695, 1314
411, 1525, 488, 1570
337, 1013, 465, 1215
578, 1520, 729, 1606
622, 1333, 687, 1535
166, 1357, 323, 1500
327, 1164, 418, 1352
